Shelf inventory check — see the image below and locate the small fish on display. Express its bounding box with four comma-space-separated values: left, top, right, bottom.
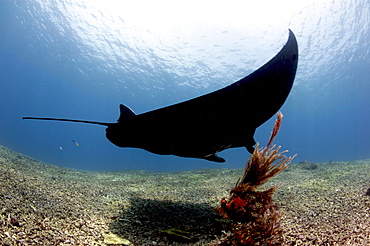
59, 146, 63, 150
72, 140, 79, 147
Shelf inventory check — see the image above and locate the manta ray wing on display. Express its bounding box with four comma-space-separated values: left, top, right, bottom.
105, 30, 298, 162
23, 30, 298, 163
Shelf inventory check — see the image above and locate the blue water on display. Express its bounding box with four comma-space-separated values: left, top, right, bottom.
0, 1, 369, 172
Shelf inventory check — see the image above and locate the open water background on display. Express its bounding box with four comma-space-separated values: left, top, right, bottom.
0, 0, 369, 172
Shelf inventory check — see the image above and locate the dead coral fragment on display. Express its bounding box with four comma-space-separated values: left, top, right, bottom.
159, 227, 192, 241
214, 112, 296, 246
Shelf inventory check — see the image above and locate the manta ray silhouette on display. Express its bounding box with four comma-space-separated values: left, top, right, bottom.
23, 30, 298, 163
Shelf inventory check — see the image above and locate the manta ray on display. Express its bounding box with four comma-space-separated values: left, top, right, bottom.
23, 30, 298, 163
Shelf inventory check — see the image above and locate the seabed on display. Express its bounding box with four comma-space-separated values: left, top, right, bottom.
0, 145, 369, 245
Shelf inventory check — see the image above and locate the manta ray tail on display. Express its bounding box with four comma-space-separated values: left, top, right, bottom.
22, 117, 113, 126
22, 104, 136, 126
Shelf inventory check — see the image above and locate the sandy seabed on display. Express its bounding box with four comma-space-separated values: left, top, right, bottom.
0, 145, 369, 245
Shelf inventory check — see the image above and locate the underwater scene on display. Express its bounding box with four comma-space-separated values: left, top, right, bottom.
1, 0, 369, 245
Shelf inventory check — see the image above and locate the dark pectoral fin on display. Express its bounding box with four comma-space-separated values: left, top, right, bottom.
203, 153, 226, 163
246, 145, 255, 154
245, 134, 256, 154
